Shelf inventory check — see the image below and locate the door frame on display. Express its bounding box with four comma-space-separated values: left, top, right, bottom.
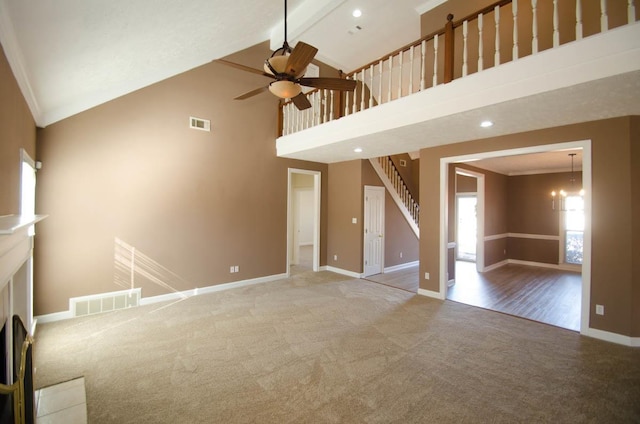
439, 140, 592, 334
455, 192, 478, 262
287, 168, 321, 274
363, 185, 385, 277
455, 167, 485, 272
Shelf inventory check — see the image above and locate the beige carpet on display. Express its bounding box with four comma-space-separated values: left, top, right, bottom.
35, 270, 640, 423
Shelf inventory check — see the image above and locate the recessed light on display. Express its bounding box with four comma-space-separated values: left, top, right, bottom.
480, 120, 494, 128
354, 147, 363, 153
352, 9, 362, 18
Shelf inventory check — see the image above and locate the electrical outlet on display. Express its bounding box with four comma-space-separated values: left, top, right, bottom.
234, 265, 239, 273
400, 252, 403, 258
596, 304, 604, 315
230, 266, 235, 273
424, 272, 430, 280
352, 217, 357, 224
334, 255, 338, 261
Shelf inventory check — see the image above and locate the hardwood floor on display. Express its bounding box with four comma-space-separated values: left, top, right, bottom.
362, 266, 419, 293
448, 261, 582, 331
359, 261, 581, 331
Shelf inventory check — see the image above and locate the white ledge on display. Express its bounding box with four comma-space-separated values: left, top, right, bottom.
0, 214, 48, 235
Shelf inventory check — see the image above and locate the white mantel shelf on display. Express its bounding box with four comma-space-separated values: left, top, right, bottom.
0, 214, 48, 235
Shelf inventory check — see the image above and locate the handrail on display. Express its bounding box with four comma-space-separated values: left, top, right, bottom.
279, 0, 638, 137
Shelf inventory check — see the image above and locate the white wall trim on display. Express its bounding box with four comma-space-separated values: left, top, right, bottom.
35, 273, 288, 324
287, 168, 321, 275
325, 266, 363, 279
583, 327, 640, 347
417, 288, 444, 300
447, 242, 456, 249
484, 233, 508, 241
505, 259, 581, 272
368, 159, 419, 238
384, 260, 419, 273
483, 260, 508, 272
506, 232, 559, 241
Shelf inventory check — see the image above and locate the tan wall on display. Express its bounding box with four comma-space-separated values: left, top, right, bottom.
631, 116, 640, 336
0, 43, 36, 215
34, 42, 329, 315
456, 174, 477, 193
420, 117, 639, 337
327, 161, 362, 272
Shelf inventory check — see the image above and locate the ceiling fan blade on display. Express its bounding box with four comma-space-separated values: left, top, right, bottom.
298, 77, 357, 91
285, 42, 318, 76
291, 92, 312, 110
235, 86, 269, 100
217, 59, 275, 79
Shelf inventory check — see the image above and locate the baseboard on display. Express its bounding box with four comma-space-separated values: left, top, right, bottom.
506, 259, 581, 272
483, 260, 508, 272
324, 266, 363, 279
384, 261, 419, 273
35, 273, 288, 324
417, 288, 444, 300
583, 327, 640, 347
35, 310, 73, 324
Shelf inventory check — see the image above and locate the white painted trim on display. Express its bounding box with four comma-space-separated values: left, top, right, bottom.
34, 310, 73, 324
583, 327, 640, 347
384, 260, 419, 273
417, 288, 444, 300
483, 260, 508, 272
454, 167, 485, 273
507, 259, 580, 272
368, 159, 419, 238
0, 0, 42, 125
484, 233, 508, 241
446, 242, 456, 249
287, 168, 321, 275
325, 266, 363, 279
35, 273, 288, 323
485, 232, 560, 241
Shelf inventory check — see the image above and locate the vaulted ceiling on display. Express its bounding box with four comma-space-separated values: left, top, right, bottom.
0, 0, 439, 127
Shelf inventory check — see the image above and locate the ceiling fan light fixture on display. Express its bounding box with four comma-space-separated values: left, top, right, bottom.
269, 80, 302, 99
264, 55, 290, 75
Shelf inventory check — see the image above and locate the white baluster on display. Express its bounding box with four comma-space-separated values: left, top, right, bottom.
360, 69, 366, 111
462, 20, 469, 76
576, 0, 583, 40
283, 104, 288, 135
378, 60, 383, 104
329, 90, 334, 121
478, 13, 484, 71
420, 39, 426, 90
398, 51, 403, 99
315, 92, 321, 126
433, 34, 439, 86
323, 90, 328, 123
352, 75, 358, 114
369, 64, 374, 108
495, 5, 501, 65
601, 0, 609, 31
409, 46, 414, 95
345, 78, 350, 116
388, 55, 393, 102
629, 0, 636, 23
553, 0, 560, 47
513, 0, 519, 60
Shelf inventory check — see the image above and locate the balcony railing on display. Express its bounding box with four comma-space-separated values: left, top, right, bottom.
279, 0, 637, 136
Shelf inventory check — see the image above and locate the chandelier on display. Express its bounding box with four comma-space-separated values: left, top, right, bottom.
551, 153, 584, 211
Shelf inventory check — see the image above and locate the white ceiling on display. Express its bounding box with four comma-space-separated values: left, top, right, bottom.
461, 148, 583, 176
0, 0, 436, 127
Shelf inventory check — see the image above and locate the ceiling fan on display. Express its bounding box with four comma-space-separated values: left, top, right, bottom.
218, 0, 356, 110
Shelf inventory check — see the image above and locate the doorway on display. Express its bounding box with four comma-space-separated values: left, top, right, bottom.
287, 169, 321, 275
456, 194, 477, 262
440, 140, 592, 333
363, 186, 385, 277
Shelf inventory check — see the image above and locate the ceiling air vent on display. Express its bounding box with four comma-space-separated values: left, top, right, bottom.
189, 116, 211, 132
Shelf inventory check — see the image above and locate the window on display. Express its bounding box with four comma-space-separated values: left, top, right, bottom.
564, 195, 584, 264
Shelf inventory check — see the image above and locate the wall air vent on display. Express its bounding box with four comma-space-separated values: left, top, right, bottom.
189, 116, 211, 132
70, 288, 141, 317
399, 159, 407, 167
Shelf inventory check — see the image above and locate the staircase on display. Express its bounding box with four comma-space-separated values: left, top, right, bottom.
369, 156, 419, 238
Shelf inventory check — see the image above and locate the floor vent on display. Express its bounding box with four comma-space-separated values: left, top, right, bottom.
189, 116, 210, 131
70, 289, 141, 317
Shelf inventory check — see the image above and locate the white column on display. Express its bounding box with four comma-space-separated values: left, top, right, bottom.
478, 13, 484, 71
512, 0, 519, 60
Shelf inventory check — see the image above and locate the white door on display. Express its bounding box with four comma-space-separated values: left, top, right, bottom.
364, 186, 385, 277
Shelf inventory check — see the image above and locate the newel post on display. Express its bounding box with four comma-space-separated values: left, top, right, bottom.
277, 100, 284, 137
337, 70, 345, 119
444, 13, 455, 83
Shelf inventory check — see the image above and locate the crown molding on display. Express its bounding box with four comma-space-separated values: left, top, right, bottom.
0, 0, 43, 126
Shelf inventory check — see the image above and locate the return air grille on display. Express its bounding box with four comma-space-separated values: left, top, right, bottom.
189, 116, 211, 131
70, 288, 141, 317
